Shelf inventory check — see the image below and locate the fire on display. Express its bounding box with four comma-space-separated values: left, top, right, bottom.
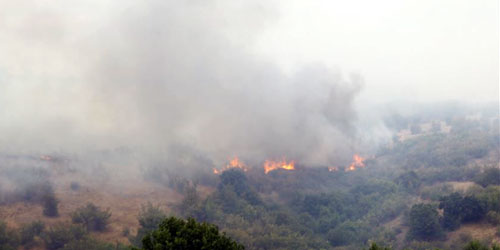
213, 156, 248, 174
263, 159, 295, 174
40, 155, 52, 161
345, 154, 365, 172
328, 166, 339, 172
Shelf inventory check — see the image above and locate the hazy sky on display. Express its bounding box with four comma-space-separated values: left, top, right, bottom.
252, 0, 499, 103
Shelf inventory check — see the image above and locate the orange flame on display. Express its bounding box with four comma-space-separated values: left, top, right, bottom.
345, 154, 365, 172
328, 166, 339, 172
263, 159, 295, 174
213, 156, 248, 174
40, 155, 52, 161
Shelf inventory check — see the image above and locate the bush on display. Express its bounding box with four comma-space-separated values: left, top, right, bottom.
327, 221, 369, 247
486, 211, 500, 225
71, 203, 111, 232
474, 168, 500, 188
463, 240, 500, 250
408, 204, 443, 241
60, 238, 128, 250
0, 221, 19, 250
130, 202, 166, 247
70, 182, 81, 191
368, 242, 392, 250
20, 220, 45, 246
43, 224, 87, 250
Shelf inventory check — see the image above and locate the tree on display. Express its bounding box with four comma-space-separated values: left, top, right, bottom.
136, 216, 244, 250
131, 203, 167, 247
71, 203, 111, 232
42, 193, 59, 217
396, 171, 421, 192
218, 169, 261, 206
474, 168, 500, 187
408, 204, 442, 241
461, 196, 486, 222
439, 193, 463, 230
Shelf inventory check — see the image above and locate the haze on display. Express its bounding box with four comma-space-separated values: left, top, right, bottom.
0, 0, 498, 167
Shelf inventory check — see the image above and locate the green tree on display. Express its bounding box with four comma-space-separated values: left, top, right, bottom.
396, 171, 421, 192
408, 204, 442, 241
439, 192, 463, 230
461, 196, 486, 222
136, 216, 244, 250
474, 168, 500, 187
42, 193, 59, 217
130, 203, 167, 247
71, 203, 111, 232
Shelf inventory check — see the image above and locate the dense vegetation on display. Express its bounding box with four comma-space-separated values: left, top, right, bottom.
0, 109, 498, 249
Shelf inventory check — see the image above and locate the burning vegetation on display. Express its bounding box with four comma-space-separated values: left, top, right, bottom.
345, 154, 366, 172
213, 155, 368, 175
263, 159, 295, 174
213, 157, 248, 174
214, 157, 296, 175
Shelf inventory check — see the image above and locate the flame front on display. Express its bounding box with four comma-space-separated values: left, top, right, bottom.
263, 159, 295, 174
40, 155, 52, 161
213, 156, 248, 174
328, 166, 339, 172
345, 154, 365, 172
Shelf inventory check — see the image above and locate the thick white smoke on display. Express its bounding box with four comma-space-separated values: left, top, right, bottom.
0, 0, 366, 167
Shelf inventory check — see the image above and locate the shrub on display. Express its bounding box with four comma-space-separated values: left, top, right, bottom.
60, 238, 128, 250
327, 221, 369, 247
408, 203, 443, 241
43, 224, 87, 250
71, 203, 111, 232
474, 168, 500, 188
70, 182, 81, 191
368, 242, 392, 250
130, 202, 166, 247
463, 240, 492, 250
0, 221, 19, 250
20, 220, 45, 246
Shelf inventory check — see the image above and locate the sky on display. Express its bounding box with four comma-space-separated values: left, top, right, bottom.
251, 0, 499, 103
0, 0, 498, 165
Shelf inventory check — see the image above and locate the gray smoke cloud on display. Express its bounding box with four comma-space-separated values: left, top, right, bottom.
0, 0, 366, 167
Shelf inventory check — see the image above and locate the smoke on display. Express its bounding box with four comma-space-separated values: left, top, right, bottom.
0, 0, 366, 167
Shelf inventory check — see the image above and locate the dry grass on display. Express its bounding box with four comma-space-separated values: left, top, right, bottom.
0, 165, 184, 244
446, 222, 500, 246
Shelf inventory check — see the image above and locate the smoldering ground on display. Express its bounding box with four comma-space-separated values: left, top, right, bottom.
0, 0, 378, 173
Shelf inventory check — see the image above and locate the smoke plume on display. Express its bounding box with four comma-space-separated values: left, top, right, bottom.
0, 0, 365, 167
